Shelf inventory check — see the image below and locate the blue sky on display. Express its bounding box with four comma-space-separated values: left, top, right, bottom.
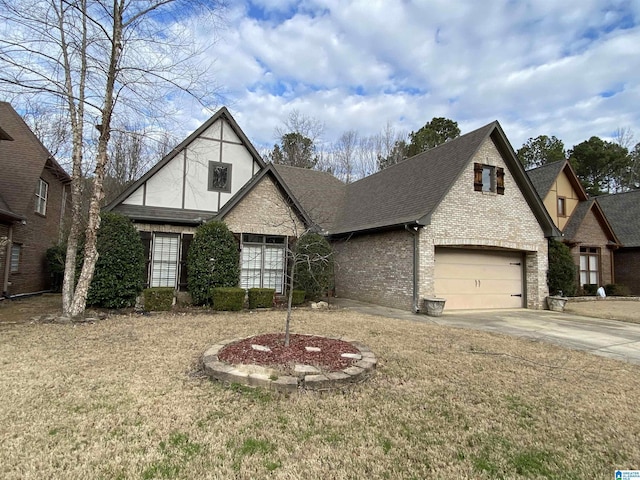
180, 0, 640, 153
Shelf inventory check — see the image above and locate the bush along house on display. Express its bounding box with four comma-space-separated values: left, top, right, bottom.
106, 107, 559, 311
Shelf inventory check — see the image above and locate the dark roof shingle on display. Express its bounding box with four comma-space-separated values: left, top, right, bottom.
526, 160, 566, 198
597, 190, 640, 247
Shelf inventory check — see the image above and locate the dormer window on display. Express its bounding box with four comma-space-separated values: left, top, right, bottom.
208, 162, 232, 193
474, 163, 505, 194
35, 178, 48, 215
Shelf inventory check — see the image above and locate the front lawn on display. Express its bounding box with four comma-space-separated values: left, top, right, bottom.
1, 309, 638, 479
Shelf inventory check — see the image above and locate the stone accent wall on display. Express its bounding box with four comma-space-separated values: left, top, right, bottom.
613, 248, 640, 295
5, 168, 69, 296
223, 176, 305, 237
570, 208, 615, 288
419, 137, 549, 309
332, 229, 414, 311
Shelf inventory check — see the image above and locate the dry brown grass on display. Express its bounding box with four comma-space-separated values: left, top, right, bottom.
1, 307, 639, 479
565, 300, 640, 324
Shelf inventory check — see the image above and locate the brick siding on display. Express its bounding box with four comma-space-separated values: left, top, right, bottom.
569, 208, 615, 288
4, 168, 69, 295
614, 248, 640, 295
223, 176, 305, 237
420, 138, 549, 309
332, 229, 415, 311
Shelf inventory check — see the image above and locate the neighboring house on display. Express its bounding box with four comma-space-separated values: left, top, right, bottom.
107, 107, 557, 311
105, 107, 310, 293
597, 190, 640, 295
0, 102, 71, 297
282, 122, 558, 311
527, 160, 620, 291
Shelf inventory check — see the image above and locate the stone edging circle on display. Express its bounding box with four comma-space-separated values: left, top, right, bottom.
202, 336, 377, 392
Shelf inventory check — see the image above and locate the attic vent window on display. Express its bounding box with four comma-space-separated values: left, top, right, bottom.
208, 162, 232, 193
474, 163, 505, 195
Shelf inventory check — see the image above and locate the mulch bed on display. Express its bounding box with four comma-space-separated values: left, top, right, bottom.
218, 333, 360, 372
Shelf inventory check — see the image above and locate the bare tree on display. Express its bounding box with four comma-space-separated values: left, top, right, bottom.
0, 0, 225, 316
275, 109, 325, 145
333, 130, 359, 183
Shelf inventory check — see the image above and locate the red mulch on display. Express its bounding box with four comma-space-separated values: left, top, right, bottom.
218, 334, 360, 372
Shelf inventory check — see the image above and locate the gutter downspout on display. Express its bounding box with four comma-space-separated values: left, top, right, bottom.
405, 224, 419, 313
3, 225, 13, 297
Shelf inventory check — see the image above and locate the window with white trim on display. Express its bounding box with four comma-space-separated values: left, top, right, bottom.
240, 234, 286, 293
10, 244, 21, 273
151, 233, 180, 287
35, 178, 48, 215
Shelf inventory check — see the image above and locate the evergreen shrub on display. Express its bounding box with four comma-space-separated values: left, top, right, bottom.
211, 287, 245, 311
187, 221, 239, 305
248, 288, 275, 309
87, 212, 145, 308
143, 287, 174, 311
294, 233, 333, 301
547, 239, 576, 296
605, 284, 630, 296
291, 290, 306, 306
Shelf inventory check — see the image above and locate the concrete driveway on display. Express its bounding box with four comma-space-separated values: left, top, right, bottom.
331, 298, 640, 365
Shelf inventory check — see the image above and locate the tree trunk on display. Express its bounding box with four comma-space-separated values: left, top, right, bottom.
284, 257, 296, 347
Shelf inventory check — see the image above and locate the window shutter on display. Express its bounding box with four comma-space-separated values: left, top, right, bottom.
140, 232, 152, 288
179, 234, 193, 291
496, 167, 505, 195
473, 163, 483, 191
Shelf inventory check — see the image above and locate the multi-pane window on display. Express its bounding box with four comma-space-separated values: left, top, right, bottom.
579, 246, 599, 287
10, 244, 21, 273
35, 178, 48, 215
240, 234, 286, 293
474, 163, 505, 194
151, 234, 179, 287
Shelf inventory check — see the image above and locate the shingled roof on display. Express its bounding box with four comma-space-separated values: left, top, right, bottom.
0, 102, 70, 218
526, 160, 565, 198
562, 198, 620, 246
597, 190, 640, 247
273, 121, 556, 237
272, 164, 346, 232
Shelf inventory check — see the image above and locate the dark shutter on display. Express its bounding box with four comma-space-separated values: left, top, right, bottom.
473, 163, 483, 191
179, 234, 193, 291
496, 167, 505, 195
140, 231, 152, 288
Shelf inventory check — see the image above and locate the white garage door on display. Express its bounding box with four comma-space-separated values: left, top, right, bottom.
434, 248, 524, 310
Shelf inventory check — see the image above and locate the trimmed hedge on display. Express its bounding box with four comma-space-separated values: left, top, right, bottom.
248, 288, 275, 309
187, 221, 240, 305
211, 287, 245, 311
291, 290, 306, 306
87, 212, 145, 308
605, 284, 630, 296
294, 233, 334, 301
547, 239, 576, 296
143, 287, 174, 311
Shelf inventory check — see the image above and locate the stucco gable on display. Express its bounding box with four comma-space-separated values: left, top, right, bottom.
105, 107, 265, 219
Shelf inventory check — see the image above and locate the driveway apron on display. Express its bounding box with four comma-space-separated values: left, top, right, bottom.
331, 298, 640, 365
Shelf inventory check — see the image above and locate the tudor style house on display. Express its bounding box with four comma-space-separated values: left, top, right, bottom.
527, 160, 620, 291
105, 107, 310, 294
597, 190, 640, 295
0, 102, 71, 297
107, 107, 558, 311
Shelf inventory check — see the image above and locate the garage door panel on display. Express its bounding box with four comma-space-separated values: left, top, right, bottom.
441, 293, 523, 310
434, 248, 524, 310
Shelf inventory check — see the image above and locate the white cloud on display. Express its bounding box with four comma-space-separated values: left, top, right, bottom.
181, 0, 640, 152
